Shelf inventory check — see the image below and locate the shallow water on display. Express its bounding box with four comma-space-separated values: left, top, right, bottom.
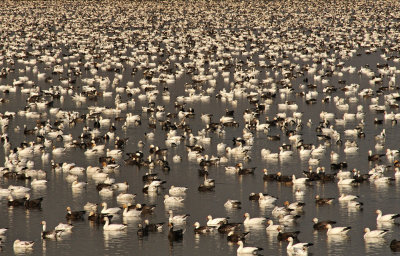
1, 0, 400, 256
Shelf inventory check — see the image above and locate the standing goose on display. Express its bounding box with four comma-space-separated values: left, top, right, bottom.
236, 240, 263, 255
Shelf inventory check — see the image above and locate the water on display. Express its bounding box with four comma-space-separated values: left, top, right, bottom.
1, 0, 400, 255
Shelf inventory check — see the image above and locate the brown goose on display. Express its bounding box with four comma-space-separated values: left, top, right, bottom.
65, 207, 85, 220
312, 218, 337, 230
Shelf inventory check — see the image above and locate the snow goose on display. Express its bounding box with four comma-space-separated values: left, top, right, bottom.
284, 201, 305, 212
326, 224, 351, 236
55, 223, 73, 232
207, 215, 228, 227
243, 213, 266, 226
122, 204, 141, 217
116, 192, 136, 203
348, 201, 363, 209
169, 210, 189, 225
236, 240, 263, 255
224, 199, 242, 209
337, 177, 355, 185
41, 221, 62, 239
101, 202, 121, 215
103, 216, 127, 231
13, 239, 34, 249
286, 237, 313, 255
376, 209, 400, 223
169, 185, 188, 196
258, 193, 278, 206
338, 194, 359, 201
164, 195, 184, 205
292, 175, 309, 185
71, 181, 87, 189
364, 228, 388, 239
266, 220, 283, 232
278, 214, 300, 224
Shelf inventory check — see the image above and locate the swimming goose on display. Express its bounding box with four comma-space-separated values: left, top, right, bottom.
227, 231, 249, 243
144, 219, 164, 232
7, 194, 25, 207
193, 222, 213, 234
313, 218, 336, 230
266, 220, 283, 232
41, 221, 62, 239
169, 210, 189, 225
168, 223, 183, 242
54, 223, 73, 232
13, 239, 34, 249
217, 222, 242, 233
284, 201, 305, 212
24, 194, 43, 209
337, 177, 356, 185
291, 175, 309, 185
243, 213, 266, 226
207, 215, 228, 227
390, 240, 400, 251
169, 185, 188, 196
277, 228, 300, 241
326, 224, 351, 236
101, 202, 121, 215
315, 195, 334, 205
122, 204, 141, 217
137, 223, 149, 238
364, 228, 388, 239
65, 207, 85, 220
376, 209, 400, 222
164, 195, 184, 205
0, 228, 8, 235
236, 240, 263, 255
103, 216, 127, 231
224, 199, 242, 209
338, 194, 359, 201
286, 237, 313, 255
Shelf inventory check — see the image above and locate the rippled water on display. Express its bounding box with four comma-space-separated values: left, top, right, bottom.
1, 1, 400, 256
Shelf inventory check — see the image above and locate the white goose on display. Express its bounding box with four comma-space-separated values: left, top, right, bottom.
206, 215, 228, 227
292, 175, 309, 185
168, 210, 189, 225
103, 216, 127, 231
326, 224, 351, 236
286, 237, 313, 255
243, 213, 266, 226
13, 239, 34, 248
266, 220, 283, 232
101, 202, 121, 215
376, 209, 400, 223
363, 228, 388, 239
237, 240, 263, 255
338, 194, 359, 201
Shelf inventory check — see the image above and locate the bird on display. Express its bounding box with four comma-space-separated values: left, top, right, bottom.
100, 202, 121, 215
137, 223, 148, 238
207, 215, 228, 227
144, 219, 164, 232
390, 239, 400, 252
169, 210, 189, 225
277, 228, 300, 241
326, 224, 351, 235
315, 195, 334, 205
236, 240, 263, 255
168, 223, 183, 242
227, 231, 249, 243
312, 218, 336, 230
364, 228, 388, 239
13, 239, 34, 249
193, 222, 213, 234
376, 209, 400, 223
243, 212, 267, 226
41, 221, 62, 239
286, 236, 313, 255
266, 220, 283, 232
103, 216, 127, 231
24, 194, 43, 209
65, 206, 85, 220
